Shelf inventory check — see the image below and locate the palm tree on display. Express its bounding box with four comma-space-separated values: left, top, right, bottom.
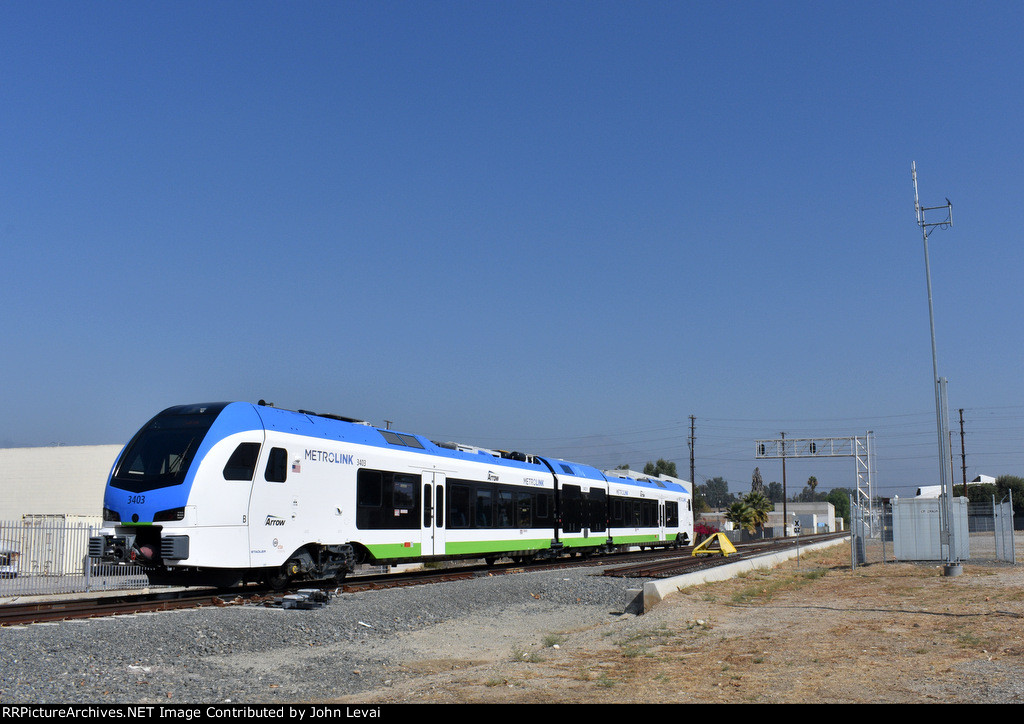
743, 491, 773, 536
725, 501, 756, 534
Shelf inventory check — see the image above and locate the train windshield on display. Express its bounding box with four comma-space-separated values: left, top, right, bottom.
111, 404, 226, 493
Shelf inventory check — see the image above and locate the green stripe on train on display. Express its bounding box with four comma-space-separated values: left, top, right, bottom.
363, 534, 667, 559
608, 534, 661, 545
363, 542, 423, 559
444, 539, 550, 556
364, 538, 551, 559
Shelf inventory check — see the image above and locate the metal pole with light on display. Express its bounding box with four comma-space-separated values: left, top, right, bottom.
912, 162, 960, 576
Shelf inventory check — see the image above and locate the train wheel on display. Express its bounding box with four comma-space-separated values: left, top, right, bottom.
265, 565, 292, 590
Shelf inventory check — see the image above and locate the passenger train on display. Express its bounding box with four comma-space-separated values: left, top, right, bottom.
89, 402, 693, 587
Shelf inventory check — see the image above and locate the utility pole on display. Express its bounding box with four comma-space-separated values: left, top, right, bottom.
689, 415, 696, 486
959, 409, 967, 490
913, 161, 959, 575
950, 431, 956, 489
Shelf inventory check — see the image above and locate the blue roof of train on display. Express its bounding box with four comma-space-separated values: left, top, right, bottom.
112, 402, 688, 493
604, 471, 688, 495
248, 404, 687, 491
249, 403, 547, 472
535, 456, 607, 482
247, 404, 688, 491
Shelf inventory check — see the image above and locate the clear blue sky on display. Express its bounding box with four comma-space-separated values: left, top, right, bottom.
2, 2, 1022, 499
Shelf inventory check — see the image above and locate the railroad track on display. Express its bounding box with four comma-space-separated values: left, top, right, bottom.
602, 531, 849, 578
0, 589, 261, 627
0, 533, 847, 626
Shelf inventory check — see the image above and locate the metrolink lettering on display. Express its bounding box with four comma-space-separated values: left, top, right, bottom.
304, 449, 354, 465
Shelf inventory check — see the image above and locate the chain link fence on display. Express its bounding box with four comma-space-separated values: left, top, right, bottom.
851, 493, 1018, 568
0, 517, 148, 598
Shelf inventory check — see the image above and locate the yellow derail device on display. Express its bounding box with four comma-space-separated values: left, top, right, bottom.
692, 532, 738, 557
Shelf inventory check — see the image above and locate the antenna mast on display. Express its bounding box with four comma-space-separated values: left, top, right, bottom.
912, 162, 959, 575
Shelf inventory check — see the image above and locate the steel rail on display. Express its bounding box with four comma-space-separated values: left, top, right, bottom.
1, 533, 846, 625
601, 532, 848, 578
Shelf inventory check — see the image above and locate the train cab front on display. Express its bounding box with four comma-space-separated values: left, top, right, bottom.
89, 403, 229, 570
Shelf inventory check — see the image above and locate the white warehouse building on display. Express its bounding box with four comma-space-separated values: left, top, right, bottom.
0, 445, 121, 521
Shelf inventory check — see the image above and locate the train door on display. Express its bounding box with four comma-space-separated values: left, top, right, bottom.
420, 471, 446, 557
586, 486, 607, 537
248, 445, 298, 568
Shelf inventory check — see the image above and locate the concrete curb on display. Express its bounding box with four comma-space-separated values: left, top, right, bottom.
636, 536, 850, 613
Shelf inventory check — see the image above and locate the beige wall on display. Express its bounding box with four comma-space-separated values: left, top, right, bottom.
0, 445, 122, 520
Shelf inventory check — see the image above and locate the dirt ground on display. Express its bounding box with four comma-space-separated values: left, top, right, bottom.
339, 541, 1024, 704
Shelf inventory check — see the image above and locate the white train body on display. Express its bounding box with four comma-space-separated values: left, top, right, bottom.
90, 402, 693, 586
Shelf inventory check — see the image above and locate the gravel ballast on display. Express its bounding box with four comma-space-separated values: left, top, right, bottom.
0, 566, 644, 704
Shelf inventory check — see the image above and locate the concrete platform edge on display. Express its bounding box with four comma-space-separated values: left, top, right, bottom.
642, 536, 850, 613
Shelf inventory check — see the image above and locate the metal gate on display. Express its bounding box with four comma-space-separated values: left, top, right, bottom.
0, 519, 149, 598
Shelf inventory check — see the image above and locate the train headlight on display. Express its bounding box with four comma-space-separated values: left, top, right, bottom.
102, 507, 121, 522
154, 507, 186, 522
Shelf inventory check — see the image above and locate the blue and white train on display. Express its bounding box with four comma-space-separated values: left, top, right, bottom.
89, 402, 693, 587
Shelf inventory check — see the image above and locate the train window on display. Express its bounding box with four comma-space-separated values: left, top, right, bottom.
475, 489, 493, 527
435, 486, 444, 528
356, 469, 420, 530
357, 470, 383, 508
223, 443, 261, 481
642, 500, 656, 527
516, 492, 532, 528
112, 412, 217, 493
610, 498, 623, 526
536, 492, 549, 520
496, 490, 515, 527
587, 488, 607, 533
559, 464, 574, 475
666, 501, 679, 527
449, 484, 472, 528
393, 476, 416, 509
265, 448, 288, 483
377, 430, 425, 449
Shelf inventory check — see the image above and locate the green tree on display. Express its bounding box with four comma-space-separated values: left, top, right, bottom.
692, 492, 710, 517
767, 481, 784, 503
825, 487, 854, 522
807, 475, 819, 500
725, 501, 756, 534
751, 467, 765, 494
743, 491, 773, 534
643, 459, 678, 478
996, 475, 1024, 516
701, 477, 730, 508
953, 482, 998, 504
